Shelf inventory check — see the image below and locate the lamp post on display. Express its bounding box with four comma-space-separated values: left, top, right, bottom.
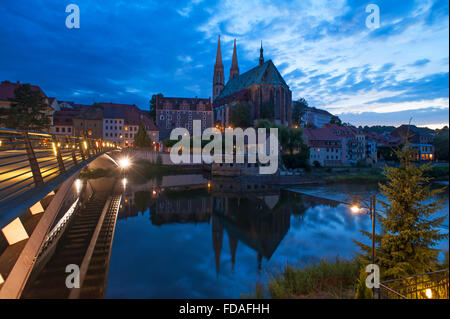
351, 193, 376, 265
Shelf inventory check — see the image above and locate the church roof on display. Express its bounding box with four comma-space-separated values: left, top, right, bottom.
215, 59, 288, 101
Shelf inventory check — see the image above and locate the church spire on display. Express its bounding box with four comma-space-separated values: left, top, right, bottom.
213, 35, 225, 101
229, 39, 239, 81
215, 35, 223, 67
259, 41, 264, 66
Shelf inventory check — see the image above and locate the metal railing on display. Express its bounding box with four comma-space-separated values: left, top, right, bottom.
0, 128, 117, 204
378, 269, 449, 299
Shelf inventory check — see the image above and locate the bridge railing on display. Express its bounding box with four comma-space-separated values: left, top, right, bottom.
0, 127, 117, 204
377, 268, 449, 299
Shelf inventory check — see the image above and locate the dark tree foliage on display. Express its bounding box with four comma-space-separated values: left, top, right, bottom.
330, 115, 342, 125
260, 101, 274, 120
292, 98, 308, 125
355, 144, 448, 280
433, 127, 449, 161
255, 119, 309, 168
149, 93, 163, 121
229, 102, 252, 127
92, 102, 104, 109
1, 84, 51, 130
134, 124, 152, 147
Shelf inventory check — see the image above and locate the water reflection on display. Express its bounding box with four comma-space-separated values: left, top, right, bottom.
116, 177, 344, 277
106, 175, 448, 298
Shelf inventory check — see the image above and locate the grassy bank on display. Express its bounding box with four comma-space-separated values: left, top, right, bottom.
424, 164, 449, 181
246, 258, 361, 299
325, 173, 386, 184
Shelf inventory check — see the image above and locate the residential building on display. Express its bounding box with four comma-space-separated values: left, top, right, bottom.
73, 106, 103, 138
391, 125, 435, 161
303, 127, 343, 167
123, 108, 159, 147
103, 105, 125, 144
155, 96, 213, 140
300, 107, 333, 128
102, 103, 158, 147
52, 109, 80, 136
0, 80, 60, 130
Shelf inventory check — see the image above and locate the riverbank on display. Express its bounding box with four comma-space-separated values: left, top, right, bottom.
246, 258, 361, 299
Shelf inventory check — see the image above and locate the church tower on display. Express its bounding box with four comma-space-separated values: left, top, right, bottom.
259, 41, 264, 66
213, 35, 225, 101
229, 39, 239, 81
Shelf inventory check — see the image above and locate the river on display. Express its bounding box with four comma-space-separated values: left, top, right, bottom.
105, 175, 449, 298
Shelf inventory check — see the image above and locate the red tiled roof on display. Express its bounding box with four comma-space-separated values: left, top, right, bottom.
53, 109, 80, 125
304, 127, 341, 141
156, 96, 212, 111
124, 108, 158, 131
0, 80, 47, 101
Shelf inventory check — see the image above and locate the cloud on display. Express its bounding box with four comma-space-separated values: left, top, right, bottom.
0, 0, 448, 127
339, 107, 449, 128
409, 58, 431, 67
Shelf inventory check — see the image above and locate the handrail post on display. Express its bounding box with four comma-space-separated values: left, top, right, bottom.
67, 135, 78, 165
84, 136, 91, 158
52, 135, 66, 174
22, 131, 44, 187
78, 138, 86, 161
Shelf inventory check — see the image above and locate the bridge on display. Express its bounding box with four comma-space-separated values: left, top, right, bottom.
0, 128, 121, 298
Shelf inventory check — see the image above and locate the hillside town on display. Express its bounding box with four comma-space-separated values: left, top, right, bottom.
0, 38, 444, 169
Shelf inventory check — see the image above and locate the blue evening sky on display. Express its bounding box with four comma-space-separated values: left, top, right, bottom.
0, 0, 448, 128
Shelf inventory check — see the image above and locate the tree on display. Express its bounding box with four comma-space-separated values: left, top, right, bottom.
433, 127, 449, 161
355, 144, 448, 280
1, 84, 51, 130
149, 93, 163, 121
286, 127, 305, 155
260, 101, 274, 120
229, 102, 252, 127
330, 115, 342, 125
92, 102, 103, 109
255, 119, 274, 130
134, 124, 152, 147
292, 98, 308, 125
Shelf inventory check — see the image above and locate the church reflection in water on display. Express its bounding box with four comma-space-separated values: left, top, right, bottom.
118, 177, 339, 276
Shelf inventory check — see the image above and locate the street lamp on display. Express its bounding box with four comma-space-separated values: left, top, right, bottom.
351, 194, 377, 266
118, 157, 131, 169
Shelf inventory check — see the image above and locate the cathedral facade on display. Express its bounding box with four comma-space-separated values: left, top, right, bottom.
212, 36, 292, 127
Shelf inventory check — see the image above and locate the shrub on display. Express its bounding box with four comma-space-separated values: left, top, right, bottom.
263, 258, 360, 299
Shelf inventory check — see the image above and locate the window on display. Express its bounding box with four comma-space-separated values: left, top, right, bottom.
68, 128, 71, 132
62, 127, 66, 132
56, 127, 59, 132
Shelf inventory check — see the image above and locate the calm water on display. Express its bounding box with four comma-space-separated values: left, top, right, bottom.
105, 176, 449, 298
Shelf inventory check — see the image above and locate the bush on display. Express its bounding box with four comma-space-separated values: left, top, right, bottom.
260, 258, 360, 299
282, 153, 309, 169
313, 160, 321, 168
423, 164, 449, 180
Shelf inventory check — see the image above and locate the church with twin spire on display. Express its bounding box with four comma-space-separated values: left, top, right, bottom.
213, 36, 292, 127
